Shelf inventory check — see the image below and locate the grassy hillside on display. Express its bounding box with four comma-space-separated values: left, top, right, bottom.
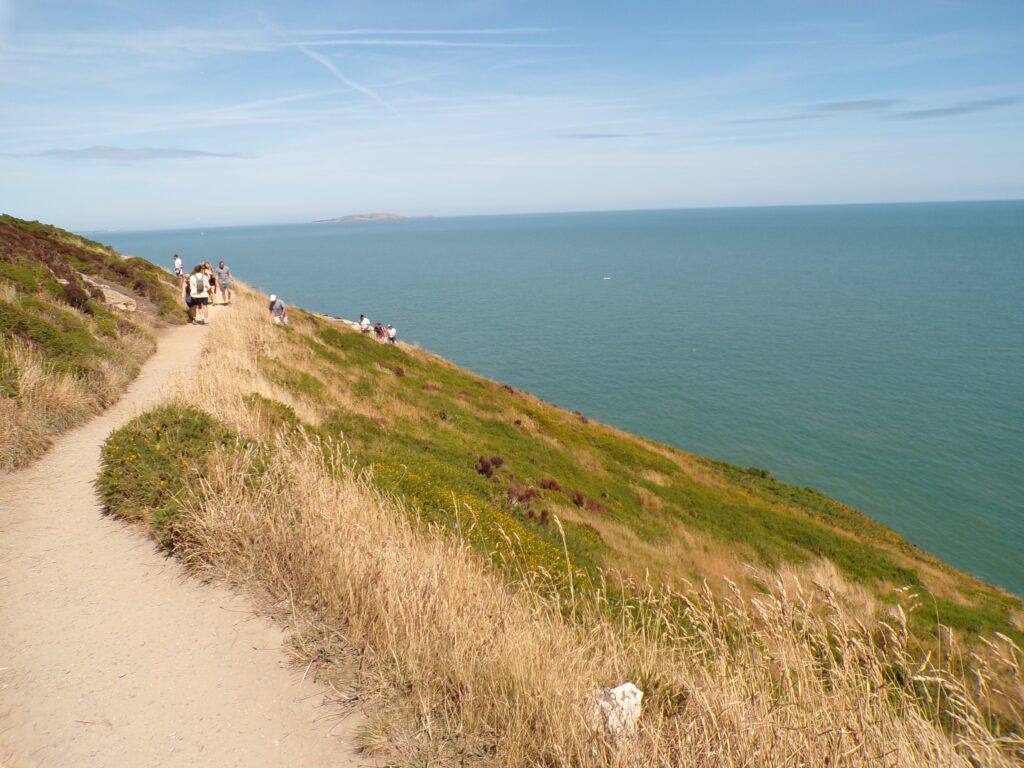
139, 290, 1021, 637
97, 287, 1023, 766
0, 215, 183, 468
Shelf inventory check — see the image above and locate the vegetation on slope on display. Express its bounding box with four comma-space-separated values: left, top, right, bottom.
183, 291, 1023, 639
97, 287, 1023, 766
0, 215, 183, 468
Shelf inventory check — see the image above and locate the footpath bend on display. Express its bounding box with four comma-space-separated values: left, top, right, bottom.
0, 316, 364, 767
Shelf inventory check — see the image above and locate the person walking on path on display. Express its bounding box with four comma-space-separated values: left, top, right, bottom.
386, 324, 397, 344
359, 314, 371, 334
181, 269, 194, 322
269, 294, 288, 324
188, 265, 211, 324
205, 262, 217, 304
216, 260, 233, 305
173, 254, 183, 278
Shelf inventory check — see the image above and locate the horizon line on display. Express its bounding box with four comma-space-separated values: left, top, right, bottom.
72, 196, 1024, 235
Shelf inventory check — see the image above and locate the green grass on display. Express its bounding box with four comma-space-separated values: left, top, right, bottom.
0, 298, 105, 373
250, 310, 1023, 640
261, 359, 326, 400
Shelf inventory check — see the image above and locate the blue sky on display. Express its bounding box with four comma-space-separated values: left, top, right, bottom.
1, 0, 1022, 230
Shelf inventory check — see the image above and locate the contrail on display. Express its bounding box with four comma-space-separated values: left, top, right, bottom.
258, 14, 403, 119
291, 39, 560, 49
299, 27, 551, 36
293, 40, 403, 118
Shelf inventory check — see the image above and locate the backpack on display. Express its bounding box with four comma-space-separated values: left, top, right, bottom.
192, 273, 206, 295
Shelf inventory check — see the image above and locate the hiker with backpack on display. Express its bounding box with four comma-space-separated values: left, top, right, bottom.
186, 265, 211, 325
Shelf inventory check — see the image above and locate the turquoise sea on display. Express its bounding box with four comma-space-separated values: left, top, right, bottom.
101, 202, 1024, 596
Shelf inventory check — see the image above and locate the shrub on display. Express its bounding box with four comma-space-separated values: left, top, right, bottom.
474, 455, 504, 478
570, 490, 607, 513
540, 477, 563, 492
61, 280, 91, 312
475, 455, 496, 478
506, 478, 540, 507
97, 405, 235, 535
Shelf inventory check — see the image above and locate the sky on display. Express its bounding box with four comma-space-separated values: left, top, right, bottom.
1, 0, 1022, 230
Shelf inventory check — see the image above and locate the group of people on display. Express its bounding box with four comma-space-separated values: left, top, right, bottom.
359, 314, 397, 344
174, 254, 233, 325
172, 254, 397, 341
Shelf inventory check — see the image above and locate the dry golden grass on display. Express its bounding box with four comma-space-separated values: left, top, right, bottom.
1, 278, 158, 470
154, 287, 1024, 767
170, 438, 1024, 767
0, 338, 99, 469
631, 482, 664, 512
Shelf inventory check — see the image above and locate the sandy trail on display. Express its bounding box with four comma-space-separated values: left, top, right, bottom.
0, 318, 365, 767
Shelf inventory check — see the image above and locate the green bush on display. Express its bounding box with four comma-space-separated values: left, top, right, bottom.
97, 405, 235, 537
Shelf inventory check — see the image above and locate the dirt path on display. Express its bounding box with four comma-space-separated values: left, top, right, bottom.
0, 319, 365, 767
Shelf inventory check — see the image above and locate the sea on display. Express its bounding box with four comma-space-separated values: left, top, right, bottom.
100, 201, 1024, 596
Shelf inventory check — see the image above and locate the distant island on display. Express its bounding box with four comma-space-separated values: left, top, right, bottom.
312, 213, 426, 224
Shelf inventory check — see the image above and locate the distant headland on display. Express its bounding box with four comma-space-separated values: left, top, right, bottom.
311, 213, 427, 224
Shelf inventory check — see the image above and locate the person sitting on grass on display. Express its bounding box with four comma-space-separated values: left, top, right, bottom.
216, 260, 233, 305
269, 294, 288, 324
188, 265, 210, 325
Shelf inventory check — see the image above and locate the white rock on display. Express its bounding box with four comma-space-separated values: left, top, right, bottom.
591, 682, 643, 738
101, 286, 137, 312
80, 273, 137, 311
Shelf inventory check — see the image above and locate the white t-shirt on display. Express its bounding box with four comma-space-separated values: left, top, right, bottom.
387, 326, 397, 339
360, 317, 371, 330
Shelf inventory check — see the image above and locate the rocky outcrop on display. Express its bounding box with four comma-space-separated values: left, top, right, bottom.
81, 274, 137, 312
